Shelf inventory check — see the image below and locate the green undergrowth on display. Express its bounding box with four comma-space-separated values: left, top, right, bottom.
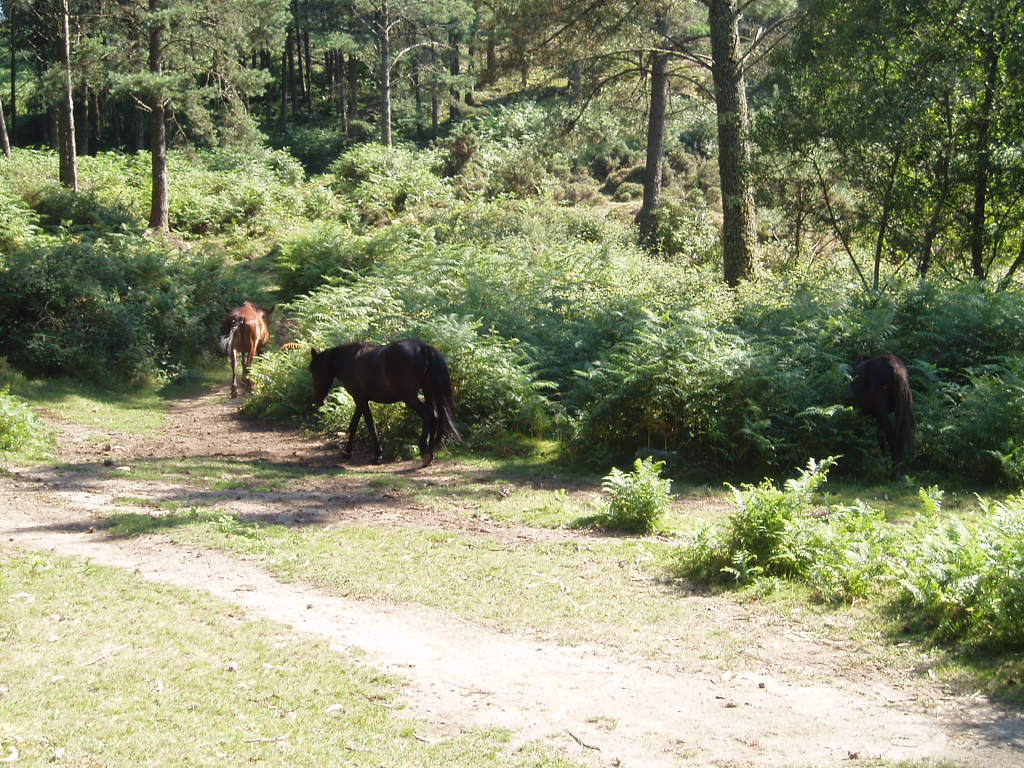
0, 548, 581, 768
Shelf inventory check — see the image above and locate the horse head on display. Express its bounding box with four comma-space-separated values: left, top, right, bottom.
309, 348, 333, 408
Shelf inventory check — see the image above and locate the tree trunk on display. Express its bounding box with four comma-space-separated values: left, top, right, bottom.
77, 85, 89, 157
430, 40, 439, 138
90, 90, 101, 154
148, 0, 169, 232
872, 148, 901, 290
336, 52, 349, 135
638, 15, 669, 251
133, 105, 146, 153
303, 30, 313, 112
0, 93, 11, 158
278, 47, 288, 129
449, 25, 461, 121
286, 28, 299, 115
9, 13, 16, 142
919, 151, 950, 279
379, 16, 392, 146
58, 1, 78, 191
347, 57, 359, 121
412, 56, 424, 141
707, 0, 757, 286
466, 0, 480, 106
969, 31, 998, 279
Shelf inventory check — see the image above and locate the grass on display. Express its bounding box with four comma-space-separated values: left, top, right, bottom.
105, 456, 330, 492
104, 504, 860, 673
1, 362, 225, 438
0, 547, 583, 768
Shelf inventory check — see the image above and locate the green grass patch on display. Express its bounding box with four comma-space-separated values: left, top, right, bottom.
0, 548, 582, 768
0, 364, 224, 437
106, 456, 330, 492
108, 509, 772, 666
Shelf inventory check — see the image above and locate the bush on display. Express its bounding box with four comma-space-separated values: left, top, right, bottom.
0, 236, 264, 385
895, 496, 1024, 648
612, 182, 643, 202
329, 143, 451, 222
599, 457, 673, 533
0, 388, 52, 456
272, 221, 365, 299
647, 197, 719, 265
675, 457, 842, 585
0, 185, 39, 254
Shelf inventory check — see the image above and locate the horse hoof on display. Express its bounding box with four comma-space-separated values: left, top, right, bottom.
230, 388, 238, 399
421, 454, 434, 468
340, 451, 352, 461
373, 456, 384, 465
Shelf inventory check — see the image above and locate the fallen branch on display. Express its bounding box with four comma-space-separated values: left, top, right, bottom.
83, 643, 130, 666
566, 730, 600, 751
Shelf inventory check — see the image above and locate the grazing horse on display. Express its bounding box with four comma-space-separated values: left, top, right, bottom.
219, 302, 273, 398
851, 354, 916, 475
309, 339, 460, 467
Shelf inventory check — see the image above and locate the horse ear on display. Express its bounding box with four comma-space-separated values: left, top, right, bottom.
310, 348, 318, 358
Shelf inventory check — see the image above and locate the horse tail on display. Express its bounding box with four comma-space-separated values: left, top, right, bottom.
892, 360, 916, 460
219, 315, 243, 356
423, 342, 461, 446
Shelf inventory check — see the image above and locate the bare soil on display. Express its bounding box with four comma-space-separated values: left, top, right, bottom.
3, 386, 1023, 768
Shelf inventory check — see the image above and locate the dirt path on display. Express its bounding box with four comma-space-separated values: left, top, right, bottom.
3, 387, 1023, 767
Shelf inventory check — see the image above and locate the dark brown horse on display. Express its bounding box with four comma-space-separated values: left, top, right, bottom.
309, 339, 460, 467
219, 302, 273, 398
851, 354, 916, 475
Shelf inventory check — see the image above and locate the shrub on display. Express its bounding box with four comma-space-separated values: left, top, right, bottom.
599, 457, 673, 533
272, 221, 366, 299
329, 143, 451, 222
0, 388, 52, 456
895, 496, 1024, 648
0, 186, 39, 254
675, 457, 840, 585
0, 236, 263, 385
647, 197, 719, 265
612, 182, 643, 202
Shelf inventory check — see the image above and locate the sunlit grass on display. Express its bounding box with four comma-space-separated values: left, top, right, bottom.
1, 363, 224, 436
0, 548, 583, 768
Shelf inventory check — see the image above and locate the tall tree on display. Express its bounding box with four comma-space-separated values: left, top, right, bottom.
765, 0, 1024, 283
0, 92, 11, 157
700, 0, 755, 284
57, 0, 77, 190
637, 9, 670, 250
146, 0, 166, 230
110, 0, 289, 230
352, 0, 470, 145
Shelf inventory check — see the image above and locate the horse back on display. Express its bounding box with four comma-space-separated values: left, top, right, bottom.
222, 302, 272, 352
337, 339, 428, 403
852, 354, 913, 420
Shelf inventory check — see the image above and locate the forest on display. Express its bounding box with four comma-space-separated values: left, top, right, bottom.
3, 0, 1024, 477
1, 0, 1024, 727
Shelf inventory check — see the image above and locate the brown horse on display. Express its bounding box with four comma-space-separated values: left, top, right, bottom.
219, 302, 273, 398
851, 354, 916, 475
309, 339, 460, 467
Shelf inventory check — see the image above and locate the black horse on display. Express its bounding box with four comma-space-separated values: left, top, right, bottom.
851, 354, 916, 475
309, 339, 460, 467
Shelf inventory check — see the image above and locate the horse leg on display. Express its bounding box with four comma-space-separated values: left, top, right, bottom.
342, 406, 363, 460
876, 414, 901, 472
405, 396, 435, 467
362, 403, 384, 464
229, 349, 239, 399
